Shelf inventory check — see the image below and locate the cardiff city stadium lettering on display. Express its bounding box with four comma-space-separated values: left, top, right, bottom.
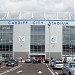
8, 21, 28, 24
8, 21, 69, 25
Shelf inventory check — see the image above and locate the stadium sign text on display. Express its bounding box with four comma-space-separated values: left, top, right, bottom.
8, 21, 69, 25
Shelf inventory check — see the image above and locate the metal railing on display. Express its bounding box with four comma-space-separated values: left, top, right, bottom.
0, 12, 74, 20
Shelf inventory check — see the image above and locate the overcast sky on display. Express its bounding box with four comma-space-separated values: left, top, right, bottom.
0, 0, 74, 13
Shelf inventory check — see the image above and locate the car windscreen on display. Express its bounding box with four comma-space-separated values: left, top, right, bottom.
69, 63, 75, 68
8, 60, 15, 62
51, 60, 54, 62
55, 62, 63, 64
27, 58, 31, 59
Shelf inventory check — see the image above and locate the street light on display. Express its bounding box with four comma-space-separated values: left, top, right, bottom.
72, 48, 73, 61
48, 24, 50, 66
70, 46, 73, 61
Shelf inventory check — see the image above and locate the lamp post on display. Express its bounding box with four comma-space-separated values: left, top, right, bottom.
72, 46, 73, 61
72, 49, 73, 61
70, 46, 73, 61
48, 24, 50, 66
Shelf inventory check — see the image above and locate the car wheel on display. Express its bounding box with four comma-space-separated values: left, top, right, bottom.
53, 66, 55, 70
12, 64, 14, 67
69, 72, 71, 75
62, 69, 65, 75
6, 65, 8, 67
16, 63, 18, 66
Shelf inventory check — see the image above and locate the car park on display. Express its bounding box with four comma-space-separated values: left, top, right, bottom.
6, 59, 18, 67
53, 61, 63, 69
62, 61, 75, 75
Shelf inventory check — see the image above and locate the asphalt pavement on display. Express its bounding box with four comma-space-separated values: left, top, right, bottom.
49, 65, 63, 75
0, 62, 64, 75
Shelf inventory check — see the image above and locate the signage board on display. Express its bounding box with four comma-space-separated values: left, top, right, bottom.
51, 36, 57, 43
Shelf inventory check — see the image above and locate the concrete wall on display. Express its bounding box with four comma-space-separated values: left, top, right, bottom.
45, 25, 62, 53
45, 24, 62, 59
46, 52, 62, 59
13, 24, 30, 52
14, 52, 29, 59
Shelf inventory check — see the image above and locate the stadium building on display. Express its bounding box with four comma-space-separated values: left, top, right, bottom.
0, 12, 75, 59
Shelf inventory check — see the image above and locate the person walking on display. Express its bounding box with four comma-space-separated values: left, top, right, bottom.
33, 57, 36, 64
54, 57, 57, 61
51, 57, 53, 61
36, 57, 38, 63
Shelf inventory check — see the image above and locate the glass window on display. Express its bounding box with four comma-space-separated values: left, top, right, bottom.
30, 25, 45, 53
0, 25, 13, 58
69, 63, 75, 68
63, 26, 75, 56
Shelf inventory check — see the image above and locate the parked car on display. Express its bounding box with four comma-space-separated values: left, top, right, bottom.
62, 61, 75, 75
5, 58, 9, 63
5, 57, 13, 63
6, 59, 18, 67
25, 58, 32, 63
53, 61, 63, 69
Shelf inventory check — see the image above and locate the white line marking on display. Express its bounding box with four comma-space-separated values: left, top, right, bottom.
48, 68, 55, 75
46, 64, 55, 75
0, 65, 22, 75
17, 70, 22, 73
55, 72, 58, 75
46, 64, 48, 67
38, 71, 42, 74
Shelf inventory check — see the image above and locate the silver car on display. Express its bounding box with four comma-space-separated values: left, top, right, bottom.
53, 61, 63, 69
25, 58, 32, 63
62, 61, 75, 75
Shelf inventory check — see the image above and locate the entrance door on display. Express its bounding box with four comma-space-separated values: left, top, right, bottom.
30, 55, 45, 60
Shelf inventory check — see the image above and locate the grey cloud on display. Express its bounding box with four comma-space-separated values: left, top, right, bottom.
11, 0, 25, 2
0, 0, 74, 13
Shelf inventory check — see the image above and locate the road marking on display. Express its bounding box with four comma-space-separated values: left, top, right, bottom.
0, 65, 22, 75
46, 64, 48, 67
48, 68, 55, 75
1, 66, 5, 68
55, 72, 59, 75
46, 64, 55, 75
38, 71, 42, 74
17, 70, 22, 73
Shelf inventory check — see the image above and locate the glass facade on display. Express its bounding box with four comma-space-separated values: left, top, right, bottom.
63, 26, 75, 57
0, 25, 13, 58
30, 25, 45, 54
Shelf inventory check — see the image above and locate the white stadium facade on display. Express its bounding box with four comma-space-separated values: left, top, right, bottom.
0, 12, 75, 60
